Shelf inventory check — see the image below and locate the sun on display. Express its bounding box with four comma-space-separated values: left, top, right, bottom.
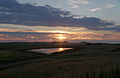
57, 36, 66, 40
59, 48, 64, 51
56, 34, 67, 40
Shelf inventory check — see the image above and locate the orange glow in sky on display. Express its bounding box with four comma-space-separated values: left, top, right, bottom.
56, 34, 67, 40
59, 48, 64, 51
50, 30, 69, 33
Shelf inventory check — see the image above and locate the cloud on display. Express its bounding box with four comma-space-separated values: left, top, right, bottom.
0, 0, 115, 31
89, 8, 101, 12
68, 0, 90, 8
0, 33, 54, 42
106, 4, 115, 8
1, 30, 120, 43
89, 4, 115, 12
97, 25, 120, 32
0, 32, 66, 34
71, 5, 79, 8
69, 0, 90, 5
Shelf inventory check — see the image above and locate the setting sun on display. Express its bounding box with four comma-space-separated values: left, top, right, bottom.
59, 48, 64, 51
57, 36, 66, 40
56, 34, 67, 40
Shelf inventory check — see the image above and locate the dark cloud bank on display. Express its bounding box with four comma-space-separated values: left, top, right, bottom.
0, 0, 119, 31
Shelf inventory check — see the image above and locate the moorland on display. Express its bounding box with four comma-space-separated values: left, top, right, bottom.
0, 42, 120, 78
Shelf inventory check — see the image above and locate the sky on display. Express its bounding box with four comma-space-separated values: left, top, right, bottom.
0, 0, 120, 43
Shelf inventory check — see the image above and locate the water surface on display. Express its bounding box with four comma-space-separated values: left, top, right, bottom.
29, 48, 72, 54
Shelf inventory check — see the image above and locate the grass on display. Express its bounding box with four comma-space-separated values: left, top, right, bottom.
0, 42, 120, 78
86, 67, 120, 78
0, 50, 46, 64
112, 48, 120, 52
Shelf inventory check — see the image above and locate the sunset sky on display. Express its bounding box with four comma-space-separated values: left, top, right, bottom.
0, 0, 120, 43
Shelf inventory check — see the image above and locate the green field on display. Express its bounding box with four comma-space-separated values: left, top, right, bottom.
0, 42, 120, 78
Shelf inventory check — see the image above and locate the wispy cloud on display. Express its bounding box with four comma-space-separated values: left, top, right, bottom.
1, 30, 120, 42
89, 4, 115, 12
71, 5, 79, 8
106, 4, 115, 8
89, 8, 101, 12
68, 0, 90, 8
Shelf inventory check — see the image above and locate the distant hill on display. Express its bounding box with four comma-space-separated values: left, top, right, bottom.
52, 41, 69, 44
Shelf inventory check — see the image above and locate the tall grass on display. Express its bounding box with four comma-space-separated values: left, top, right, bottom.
86, 67, 120, 78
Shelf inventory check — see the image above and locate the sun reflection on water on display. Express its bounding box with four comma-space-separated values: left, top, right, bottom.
29, 48, 73, 54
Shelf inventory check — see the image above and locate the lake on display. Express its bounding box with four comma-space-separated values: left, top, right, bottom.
29, 48, 73, 54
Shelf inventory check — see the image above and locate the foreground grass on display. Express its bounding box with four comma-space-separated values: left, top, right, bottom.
86, 67, 120, 78
0, 43, 120, 78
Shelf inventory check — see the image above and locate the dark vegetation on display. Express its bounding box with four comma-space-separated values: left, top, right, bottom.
86, 67, 120, 78
0, 42, 120, 78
